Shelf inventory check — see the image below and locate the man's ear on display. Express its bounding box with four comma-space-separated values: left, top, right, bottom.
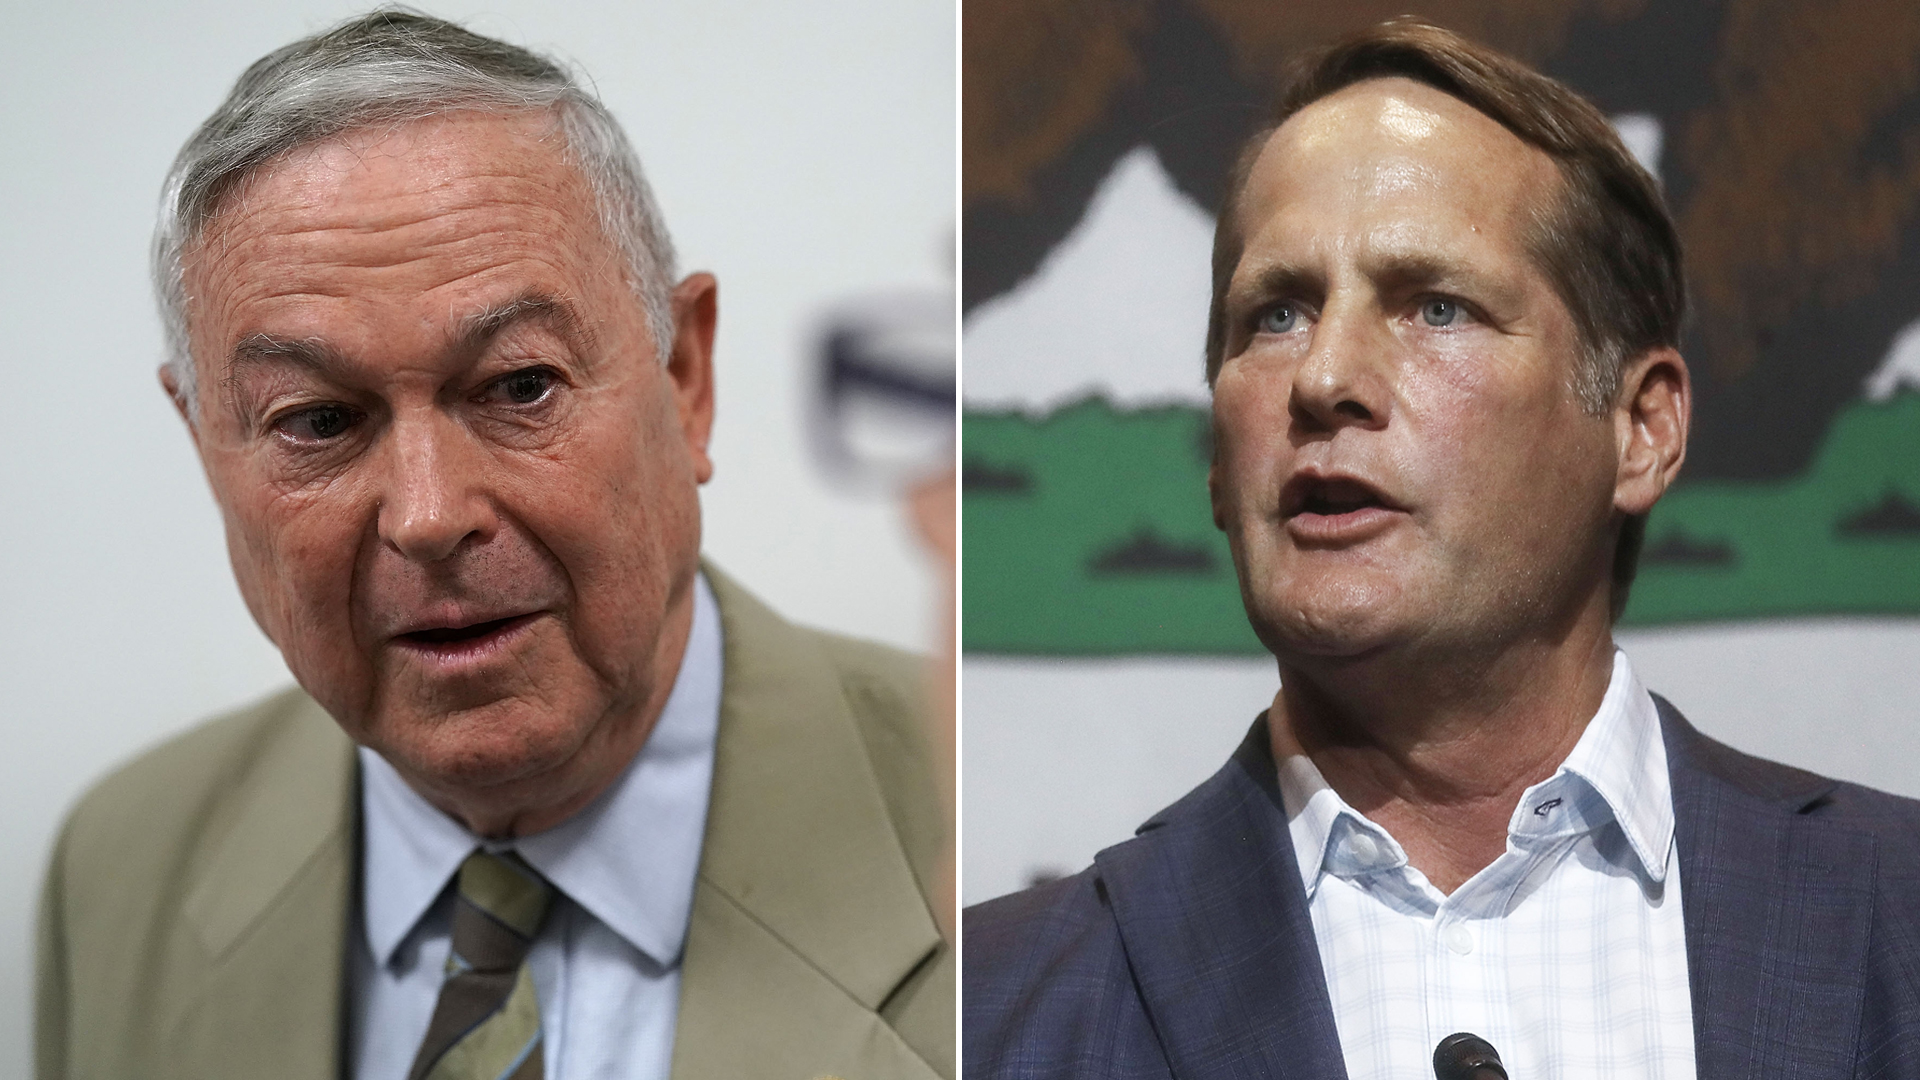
158, 362, 201, 448
665, 272, 718, 484
1612, 346, 1690, 517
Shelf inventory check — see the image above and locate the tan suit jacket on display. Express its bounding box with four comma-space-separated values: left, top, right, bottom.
36, 567, 952, 1079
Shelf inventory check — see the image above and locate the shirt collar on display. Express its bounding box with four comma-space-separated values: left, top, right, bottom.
1543, 649, 1673, 883
1277, 752, 1408, 901
1276, 650, 1673, 899
360, 572, 725, 970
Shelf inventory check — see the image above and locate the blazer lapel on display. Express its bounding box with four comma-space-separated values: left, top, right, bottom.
1663, 697, 1876, 1079
168, 692, 357, 1080
1098, 718, 1348, 1080
672, 567, 945, 1080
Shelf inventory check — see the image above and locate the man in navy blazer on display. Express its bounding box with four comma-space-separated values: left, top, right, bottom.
966, 18, 1920, 1079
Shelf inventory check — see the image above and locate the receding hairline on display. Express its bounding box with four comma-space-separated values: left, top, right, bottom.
184, 106, 588, 260
1226, 82, 1567, 286
1230, 75, 1567, 261
177, 109, 629, 369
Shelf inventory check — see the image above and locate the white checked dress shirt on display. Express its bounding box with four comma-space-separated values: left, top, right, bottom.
1277, 651, 1696, 1080
347, 573, 723, 1080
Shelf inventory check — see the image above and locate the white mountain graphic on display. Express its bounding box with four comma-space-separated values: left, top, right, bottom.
963, 146, 1215, 413
1866, 315, 1920, 401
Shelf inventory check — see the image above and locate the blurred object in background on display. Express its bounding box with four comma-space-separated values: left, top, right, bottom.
812, 289, 957, 493
810, 284, 958, 938
907, 463, 957, 940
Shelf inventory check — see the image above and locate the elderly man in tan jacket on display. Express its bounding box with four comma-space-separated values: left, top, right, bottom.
35, 11, 951, 1080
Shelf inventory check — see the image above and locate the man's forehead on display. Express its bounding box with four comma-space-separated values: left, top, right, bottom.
198, 110, 588, 244
1237, 77, 1558, 241
1281, 79, 1460, 155
180, 110, 618, 358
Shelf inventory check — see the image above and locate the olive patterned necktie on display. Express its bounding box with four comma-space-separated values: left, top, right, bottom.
407, 849, 555, 1080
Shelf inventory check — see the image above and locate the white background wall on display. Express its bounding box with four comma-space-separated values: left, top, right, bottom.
0, 1, 953, 1071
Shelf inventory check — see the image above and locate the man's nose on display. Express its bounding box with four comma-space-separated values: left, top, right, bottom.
1289, 302, 1392, 433
375, 414, 496, 563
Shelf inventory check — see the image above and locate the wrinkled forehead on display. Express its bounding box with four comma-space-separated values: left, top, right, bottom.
180, 111, 619, 348
1235, 77, 1562, 254
204, 109, 584, 230
185, 111, 602, 270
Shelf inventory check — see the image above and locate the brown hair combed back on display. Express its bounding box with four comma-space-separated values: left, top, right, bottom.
1204, 17, 1686, 620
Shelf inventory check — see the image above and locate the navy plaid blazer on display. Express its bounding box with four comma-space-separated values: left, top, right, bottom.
964, 699, 1920, 1078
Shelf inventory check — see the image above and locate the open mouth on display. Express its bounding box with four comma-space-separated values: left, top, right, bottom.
1282, 475, 1393, 519
398, 613, 536, 650
1279, 473, 1401, 544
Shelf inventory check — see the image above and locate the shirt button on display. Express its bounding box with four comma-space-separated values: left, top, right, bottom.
1348, 832, 1380, 864
1444, 923, 1474, 955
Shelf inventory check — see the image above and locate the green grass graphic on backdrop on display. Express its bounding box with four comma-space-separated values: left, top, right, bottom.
963, 393, 1920, 654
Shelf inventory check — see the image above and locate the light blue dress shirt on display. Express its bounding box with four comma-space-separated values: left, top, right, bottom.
348, 574, 723, 1080
1278, 650, 1695, 1080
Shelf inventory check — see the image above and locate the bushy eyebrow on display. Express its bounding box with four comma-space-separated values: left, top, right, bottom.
223, 333, 349, 390
1228, 251, 1511, 312
219, 291, 594, 409
1227, 261, 1323, 312
455, 292, 594, 356
1358, 251, 1501, 299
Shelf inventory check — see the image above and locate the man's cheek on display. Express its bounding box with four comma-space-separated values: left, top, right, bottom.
233, 503, 361, 665
1219, 433, 1280, 521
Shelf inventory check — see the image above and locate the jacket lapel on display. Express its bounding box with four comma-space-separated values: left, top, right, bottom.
1663, 697, 1876, 1079
1091, 696, 1880, 1080
671, 567, 945, 1080
1098, 718, 1348, 1080
168, 692, 356, 1080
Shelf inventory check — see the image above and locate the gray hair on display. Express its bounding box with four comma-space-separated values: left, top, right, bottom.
154, 8, 678, 418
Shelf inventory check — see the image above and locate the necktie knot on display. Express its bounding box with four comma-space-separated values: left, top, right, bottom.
444, 849, 552, 976
458, 849, 553, 940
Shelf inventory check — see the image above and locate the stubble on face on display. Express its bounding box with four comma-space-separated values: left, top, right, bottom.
178, 111, 710, 834
1208, 79, 1621, 680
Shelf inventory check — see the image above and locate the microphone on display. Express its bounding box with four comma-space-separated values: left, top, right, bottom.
1433, 1032, 1508, 1080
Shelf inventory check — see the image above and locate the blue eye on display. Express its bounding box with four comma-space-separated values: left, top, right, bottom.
1422, 298, 1460, 327
1260, 304, 1299, 334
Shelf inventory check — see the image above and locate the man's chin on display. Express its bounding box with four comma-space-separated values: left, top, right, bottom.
1246, 593, 1412, 665
366, 703, 596, 795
